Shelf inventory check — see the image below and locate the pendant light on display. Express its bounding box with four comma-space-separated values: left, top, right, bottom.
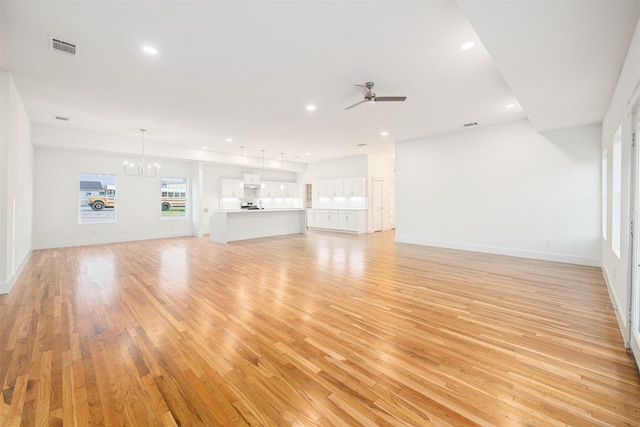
124, 129, 160, 177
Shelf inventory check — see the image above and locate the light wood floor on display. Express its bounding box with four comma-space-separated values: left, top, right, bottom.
1, 231, 639, 426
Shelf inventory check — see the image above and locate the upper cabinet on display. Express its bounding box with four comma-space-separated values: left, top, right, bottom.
285, 182, 298, 198
313, 180, 326, 198
221, 179, 245, 198
326, 178, 343, 197
343, 177, 366, 197
260, 181, 298, 198
261, 181, 279, 198
314, 177, 366, 198
243, 173, 260, 187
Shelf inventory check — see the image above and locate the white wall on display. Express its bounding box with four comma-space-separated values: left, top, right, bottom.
191, 161, 204, 237
300, 155, 368, 183
33, 147, 193, 248
0, 71, 33, 293
601, 17, 640, 337
395, 119, 601, 266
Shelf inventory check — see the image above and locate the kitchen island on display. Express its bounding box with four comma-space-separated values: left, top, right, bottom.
210, 208, 306, 243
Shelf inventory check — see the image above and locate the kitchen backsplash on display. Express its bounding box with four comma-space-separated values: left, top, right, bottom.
219, 186, 303, 210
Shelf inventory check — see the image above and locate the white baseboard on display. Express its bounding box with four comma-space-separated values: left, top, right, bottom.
34, 231, 193, 250
394, 235, 601, 267
601, 264, 629, 346
630, 329, 640, 374
0, 279, 12, 294
0, 249, 32, 295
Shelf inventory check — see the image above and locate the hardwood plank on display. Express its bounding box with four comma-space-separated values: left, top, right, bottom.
0, 231, 639, 425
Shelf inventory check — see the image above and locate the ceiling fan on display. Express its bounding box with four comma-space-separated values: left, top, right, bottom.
345, 81, 407, 110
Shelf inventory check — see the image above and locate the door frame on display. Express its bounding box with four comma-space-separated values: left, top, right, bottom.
630, 102, 640, 370
389, 181, 396, 230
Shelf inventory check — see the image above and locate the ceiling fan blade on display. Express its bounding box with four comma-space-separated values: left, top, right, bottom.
344, 100, 367, 110
375, 96, 407, 102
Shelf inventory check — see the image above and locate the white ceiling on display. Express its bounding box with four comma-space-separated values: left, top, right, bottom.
459, 0, 640, 132
1, 1, 638, 165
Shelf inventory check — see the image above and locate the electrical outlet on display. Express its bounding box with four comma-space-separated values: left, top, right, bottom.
545, 239, 552, 246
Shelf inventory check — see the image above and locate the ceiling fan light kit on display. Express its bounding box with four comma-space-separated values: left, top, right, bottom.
345, 81, 406, 110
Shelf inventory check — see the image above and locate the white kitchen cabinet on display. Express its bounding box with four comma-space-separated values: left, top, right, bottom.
261, 181, 298, 198
343, 177, 366, 197
243, 173, 261, 186
264, 181, 279, 198
314, 177, 364, 199
306, 209, 322, 228
260, 181, 277, 198
321, 210, 339, 229
221, 179, 244, 198
314, 180, 327, 198
338, 211, 358, 232
285, 182, 298, 198
326, 178, 343, 197
307, 209, 367, 233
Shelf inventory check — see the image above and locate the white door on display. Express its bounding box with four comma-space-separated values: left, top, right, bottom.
631, 105, 640, 369
372, 178, 384, 232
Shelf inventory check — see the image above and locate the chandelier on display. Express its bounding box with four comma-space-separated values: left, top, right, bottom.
124, 129, 160, 177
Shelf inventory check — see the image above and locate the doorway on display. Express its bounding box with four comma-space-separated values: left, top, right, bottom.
305, 183, 312, 208
372, 178, 384, 232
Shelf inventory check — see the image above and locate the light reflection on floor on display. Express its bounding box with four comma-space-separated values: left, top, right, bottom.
159, 244, 188, 290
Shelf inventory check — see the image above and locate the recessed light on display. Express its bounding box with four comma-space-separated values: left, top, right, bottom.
460, 42, 475, 50
305, 152, 311, 156
202, 147, 208, 150
226, 138, 233, 142
357, 143, 367, 147
380, 131, 389, 137
306, 105, 316, 111
143, 46, 158, 55
505, 103, 516, 109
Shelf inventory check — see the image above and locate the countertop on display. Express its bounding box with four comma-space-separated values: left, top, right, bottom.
307, 207, 367, 211
213, 208, 305, 213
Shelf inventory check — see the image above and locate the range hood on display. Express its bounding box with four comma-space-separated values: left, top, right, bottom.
243, 173, 261, 188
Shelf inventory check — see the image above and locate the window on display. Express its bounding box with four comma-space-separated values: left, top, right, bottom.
161, 177, 187, 217
612, 126, 622, 257
79, 173, 117, 224
602, 149, 607, 239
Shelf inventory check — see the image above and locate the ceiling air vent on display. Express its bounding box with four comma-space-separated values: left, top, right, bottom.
49, 36, 78, 57
463, 122, 478, 127
54, 115, 69, 121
